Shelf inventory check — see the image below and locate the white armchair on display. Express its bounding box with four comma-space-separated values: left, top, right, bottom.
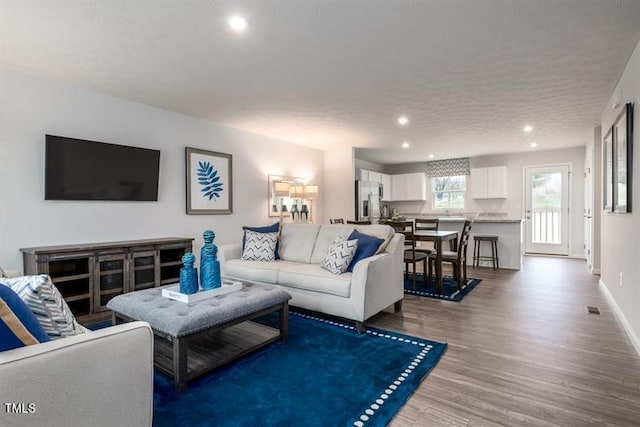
0, 321, 154, 427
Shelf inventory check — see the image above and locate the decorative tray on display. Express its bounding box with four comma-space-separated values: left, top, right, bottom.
161, 281, 243, 303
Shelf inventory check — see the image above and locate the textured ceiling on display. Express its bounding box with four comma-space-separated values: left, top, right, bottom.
2, 0, 640, 164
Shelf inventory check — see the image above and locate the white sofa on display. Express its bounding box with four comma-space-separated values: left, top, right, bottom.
219, 223, 405, 332
0, 321, 154, 427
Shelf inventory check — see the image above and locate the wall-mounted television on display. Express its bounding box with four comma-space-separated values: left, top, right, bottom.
45, 135, 161, 201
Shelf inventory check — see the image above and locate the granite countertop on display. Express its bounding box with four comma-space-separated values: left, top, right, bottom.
437, 217, 523, 224
396, 213, 523, 224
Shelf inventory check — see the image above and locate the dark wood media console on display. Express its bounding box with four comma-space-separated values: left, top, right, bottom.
21, 237, 193, 325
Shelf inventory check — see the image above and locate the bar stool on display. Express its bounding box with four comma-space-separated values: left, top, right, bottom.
473, 235, 499, 270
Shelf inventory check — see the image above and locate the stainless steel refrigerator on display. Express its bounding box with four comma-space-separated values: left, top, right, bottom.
355, 180, 382, 223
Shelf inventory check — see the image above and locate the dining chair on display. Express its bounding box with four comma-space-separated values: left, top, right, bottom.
428, 220, 472, 290
329, 218, 345, 224
414, 218, 439, 254
394, 220, 428, 290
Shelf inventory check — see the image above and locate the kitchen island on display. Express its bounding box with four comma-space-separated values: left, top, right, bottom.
401, 215, 523, 270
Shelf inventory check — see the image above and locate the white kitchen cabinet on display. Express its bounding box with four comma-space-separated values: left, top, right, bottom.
390, 173, 427, 201
368, 171, 381, 183
471, 166, 507, 199
380, 173, 392, 201
359, 168, 392, 200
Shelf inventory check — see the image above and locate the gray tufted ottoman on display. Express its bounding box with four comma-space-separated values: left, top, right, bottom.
107, 282, 291, 391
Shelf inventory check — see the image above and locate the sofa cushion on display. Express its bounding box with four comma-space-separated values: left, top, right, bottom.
309, 224, 355, 264
0, 283, 50, 351
320, 237, 358, 275
279, 223, 321, 263
346, 230, 385, 272
224, 259, 300, 283
277, 263, 352, 298
242, 223, 280, 259
3, 275, 87, 339
241, 230, 279, 261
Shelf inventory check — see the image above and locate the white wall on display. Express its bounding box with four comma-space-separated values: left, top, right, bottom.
378, 148, 586, 256
0, 71, 324, 271
599, 41, 640, 354
323, 146, 355, 221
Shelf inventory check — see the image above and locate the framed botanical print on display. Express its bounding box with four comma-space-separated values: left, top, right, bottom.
185, 147, 233, 214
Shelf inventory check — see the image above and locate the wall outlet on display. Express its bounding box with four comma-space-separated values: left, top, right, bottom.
619, 272, 623, 287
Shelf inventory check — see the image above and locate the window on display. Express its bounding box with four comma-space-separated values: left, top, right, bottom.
432, 175, 466, 209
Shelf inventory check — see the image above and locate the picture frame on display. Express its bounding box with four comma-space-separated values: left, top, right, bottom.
613, 103, 634, 213
185, 147, 232, 214
603, 127, 613, 212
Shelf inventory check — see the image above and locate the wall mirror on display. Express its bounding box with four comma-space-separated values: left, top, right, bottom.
268, 174, 304, 217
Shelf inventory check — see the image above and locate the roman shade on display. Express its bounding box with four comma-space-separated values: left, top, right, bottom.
425, 158, 470, 176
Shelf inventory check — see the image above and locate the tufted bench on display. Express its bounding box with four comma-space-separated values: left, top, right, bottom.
107, 282, 291, 391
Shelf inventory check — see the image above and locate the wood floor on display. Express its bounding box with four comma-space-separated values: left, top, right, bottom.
369, 256, 640, 426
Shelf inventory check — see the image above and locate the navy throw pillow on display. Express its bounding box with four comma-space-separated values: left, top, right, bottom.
346, 230, 385, 272
242, 223, 280, 260
0, 284, 50, 351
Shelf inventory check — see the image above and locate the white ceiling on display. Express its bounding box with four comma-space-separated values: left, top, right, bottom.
2, 1, 639, 164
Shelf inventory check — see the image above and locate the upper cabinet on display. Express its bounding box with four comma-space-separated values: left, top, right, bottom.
470, 166, 507, 199
360, 168, 392, 200
368, 171, 381, 183
380, 173, 392, 201
391, 172, 427, 201
359, 168, 425, 201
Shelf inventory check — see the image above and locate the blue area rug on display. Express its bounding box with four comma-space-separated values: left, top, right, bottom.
155, 312, 446, 427
404, 274, 482, 302
90, 312, 447, 426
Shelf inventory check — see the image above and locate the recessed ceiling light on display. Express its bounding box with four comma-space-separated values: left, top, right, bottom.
428, 154, 434, 159
229, 16, 248, 32
398, 116, 409, 126
530, 142, 538, 147
402, 141, 410, 149
524, 125, 533, 133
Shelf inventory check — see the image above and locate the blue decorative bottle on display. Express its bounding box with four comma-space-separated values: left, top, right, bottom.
200, 230, 222, 291
200, 230, 215, 287
179, 253, 199, 295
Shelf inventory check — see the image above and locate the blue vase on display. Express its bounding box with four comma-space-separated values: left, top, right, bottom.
179, 253, 199, 295
200, 230, 222, 291
200, 230, 215, 288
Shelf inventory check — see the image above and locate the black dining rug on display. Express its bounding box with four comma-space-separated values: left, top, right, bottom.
403, 274, 482, 302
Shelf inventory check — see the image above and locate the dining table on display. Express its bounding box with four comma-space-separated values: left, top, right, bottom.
412, 230, 459, 294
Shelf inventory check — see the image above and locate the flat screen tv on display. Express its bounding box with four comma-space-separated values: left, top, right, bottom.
45, 135, 160, 201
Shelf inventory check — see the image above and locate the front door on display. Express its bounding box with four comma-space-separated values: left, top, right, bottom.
524, 165, 570, 255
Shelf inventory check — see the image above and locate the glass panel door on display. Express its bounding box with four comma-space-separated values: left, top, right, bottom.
525, 165, 570, 255
95, 253, 126, 311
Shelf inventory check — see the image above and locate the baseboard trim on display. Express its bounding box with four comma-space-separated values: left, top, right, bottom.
591, 267, 600, 275
599, 279, 640, 357
568, 253, 586, 259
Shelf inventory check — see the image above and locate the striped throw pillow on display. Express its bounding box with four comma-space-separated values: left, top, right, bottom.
4, 275, 88, 340
321, 237, 358, 275
241, 230, 279, 261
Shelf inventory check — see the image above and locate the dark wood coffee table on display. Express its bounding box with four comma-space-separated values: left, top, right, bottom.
108, 282, 291, 391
